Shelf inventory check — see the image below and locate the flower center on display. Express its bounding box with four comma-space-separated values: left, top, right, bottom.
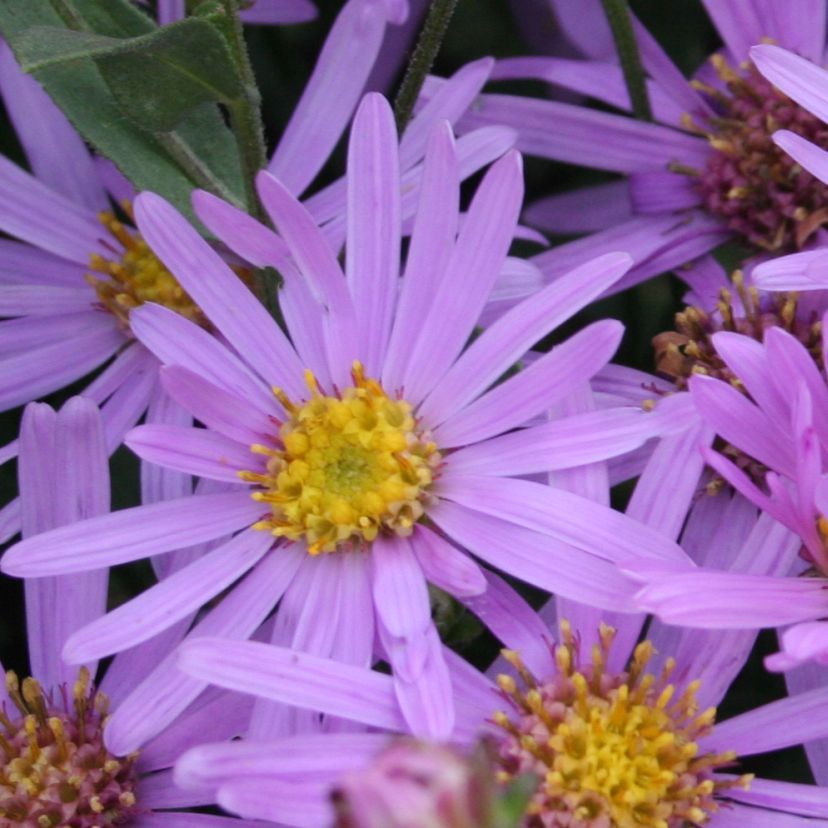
0, 668, 139, 827
243, 363, 441, 555
87, 202, 213, 330
653, 270, 822, 487
493, 623, 749, 828
687, 55, 828, 251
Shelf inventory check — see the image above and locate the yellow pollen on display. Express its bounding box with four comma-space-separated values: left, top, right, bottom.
244, 363, 441, 554
0, 668, 139, 827
86, 201, 250, 331
493, 625, 749, 828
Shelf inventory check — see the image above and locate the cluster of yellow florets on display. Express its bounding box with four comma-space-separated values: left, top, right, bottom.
87, 202, 209, 329
0, 668, 139, 827
493, 623, 750, 828
243, 363, 441, 554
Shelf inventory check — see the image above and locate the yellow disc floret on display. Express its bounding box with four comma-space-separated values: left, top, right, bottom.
493, 623, 751, 828
243, 362, 441, 554
87, 202, 209, 330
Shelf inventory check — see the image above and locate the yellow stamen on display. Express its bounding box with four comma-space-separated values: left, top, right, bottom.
245, 363, 441, 553
493, 625, 749, 828
86, 202, 251, 331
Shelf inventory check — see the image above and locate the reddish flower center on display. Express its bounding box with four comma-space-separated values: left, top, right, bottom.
653, 270, 822, 487
691, 55, 828, 251
0, 668, 139, 827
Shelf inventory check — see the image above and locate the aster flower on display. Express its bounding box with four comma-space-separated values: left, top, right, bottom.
171, 460, 827, 827
163, 384, 824, 826
0, 0, 485, 542
0, 0, 410, 418
1, 92, 684, 742
0, 396, 274, 827
438, 0, 828, 294
636, 319, 828, 667
745, 43, 828, 293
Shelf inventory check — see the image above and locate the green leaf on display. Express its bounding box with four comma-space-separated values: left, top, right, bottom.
54, 0, 155, 36
0, 0, 247, 218
491, 773, 539, 828
17, 19, 244, 131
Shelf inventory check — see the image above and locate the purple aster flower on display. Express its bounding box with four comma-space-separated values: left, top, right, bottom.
1, 396, 271, 827
437, 0, 828, 294
0, 0, 453, 543
746, 43, 828, 294
172, 482, 828, 828
1, 92, 684, 742
164, 381, 753, 827
636, 319, 828, 673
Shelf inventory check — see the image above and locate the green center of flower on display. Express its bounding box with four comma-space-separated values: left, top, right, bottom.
0, 668, 139, 827
243, 363, 441, 554
493, 623, 749, 828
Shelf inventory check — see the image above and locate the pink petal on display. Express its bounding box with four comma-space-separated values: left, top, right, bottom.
345, 94, 401, 374
63, 529, 272, 662
2, 492, 261, 576
178, 637, 405, 731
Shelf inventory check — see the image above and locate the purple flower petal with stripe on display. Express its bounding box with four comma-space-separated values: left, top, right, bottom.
1, 397, 265, 825
4, 92, 663, 744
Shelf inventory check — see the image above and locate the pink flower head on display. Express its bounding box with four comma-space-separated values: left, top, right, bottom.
1, 397, 262, 827
1, 92, 680, 742
442, 1, 828, 297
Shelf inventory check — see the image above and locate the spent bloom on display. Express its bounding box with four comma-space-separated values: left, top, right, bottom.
1, 93, 680, 741
447, 0, 828, 296
0, 397, 262, 827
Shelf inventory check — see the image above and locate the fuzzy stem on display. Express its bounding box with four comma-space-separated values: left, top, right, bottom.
600, 0, 652, 122
394, 0, 459, 134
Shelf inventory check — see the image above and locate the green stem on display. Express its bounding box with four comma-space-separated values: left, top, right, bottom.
394, 0, 459, 135
600, 0, 652, 122
216, 0, 281, 319
218, 0, 268, 216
